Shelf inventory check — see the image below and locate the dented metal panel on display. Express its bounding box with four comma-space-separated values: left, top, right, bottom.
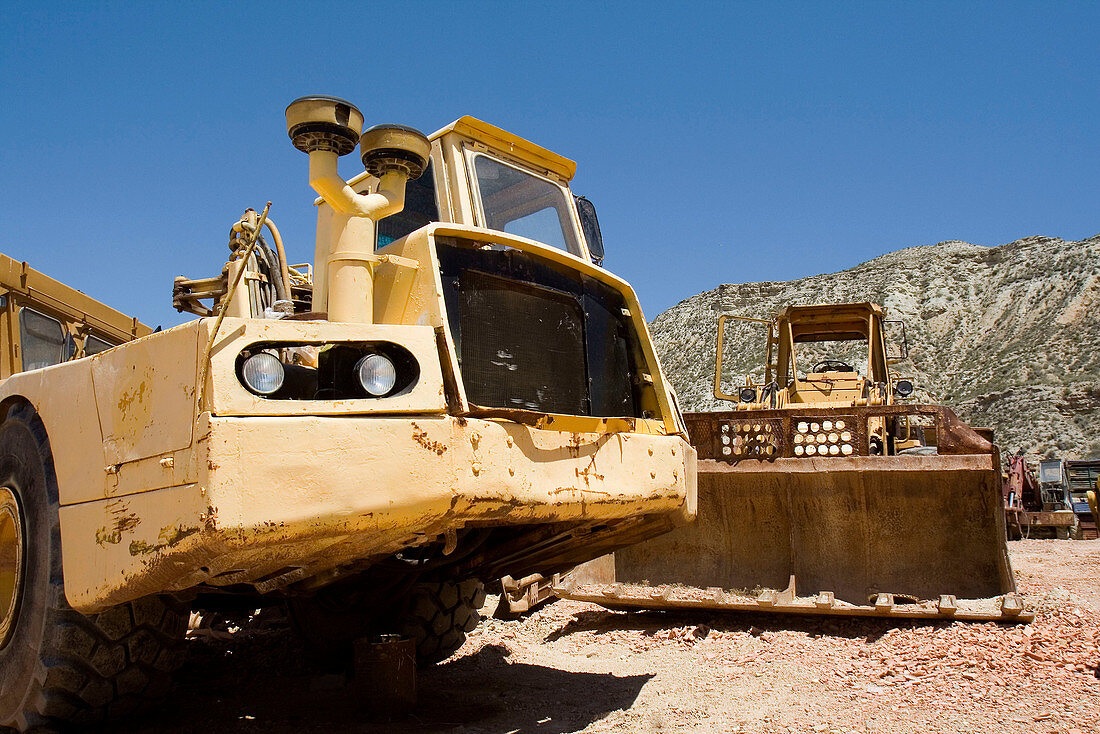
91, 324, 201, 466
59, 415, 693, 612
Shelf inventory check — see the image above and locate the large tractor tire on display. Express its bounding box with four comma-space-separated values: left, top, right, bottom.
398, 578, 486, 666
0, 404, 187, 732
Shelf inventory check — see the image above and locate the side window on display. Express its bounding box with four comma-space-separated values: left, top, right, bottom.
376, 162, 439, 248
84, 335, 116, 356
19, 308, 65, 371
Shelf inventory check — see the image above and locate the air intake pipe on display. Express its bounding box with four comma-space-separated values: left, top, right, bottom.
286, 96, 430, 323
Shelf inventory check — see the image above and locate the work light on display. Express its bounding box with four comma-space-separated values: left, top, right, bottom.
357, 353, 397, 396
241, 353, 285, 395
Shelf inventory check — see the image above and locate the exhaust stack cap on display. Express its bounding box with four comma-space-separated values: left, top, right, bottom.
360, 124, 431, 180
286, 95, 364, 156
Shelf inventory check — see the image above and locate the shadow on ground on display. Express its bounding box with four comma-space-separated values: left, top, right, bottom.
111, 632, 652, 734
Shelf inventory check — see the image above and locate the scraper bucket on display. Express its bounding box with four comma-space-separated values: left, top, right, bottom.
614, 452, 1013, 604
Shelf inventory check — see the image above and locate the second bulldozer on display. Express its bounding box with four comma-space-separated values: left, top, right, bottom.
560, 302, 1027, 621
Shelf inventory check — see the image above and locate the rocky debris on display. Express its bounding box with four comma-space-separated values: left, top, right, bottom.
457, 540, 1100, 733
651, 234, 1100, 460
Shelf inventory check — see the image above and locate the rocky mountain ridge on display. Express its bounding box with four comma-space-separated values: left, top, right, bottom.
650, 234, 1100, 459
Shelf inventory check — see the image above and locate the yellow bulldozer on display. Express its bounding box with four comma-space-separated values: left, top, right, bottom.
0, 97, 696, 730
560, 302, 1026, 622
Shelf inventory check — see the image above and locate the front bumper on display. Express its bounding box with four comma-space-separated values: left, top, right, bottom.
61, 415, 695, 612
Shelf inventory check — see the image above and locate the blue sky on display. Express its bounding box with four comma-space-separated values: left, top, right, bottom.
1, 2, 1097, 329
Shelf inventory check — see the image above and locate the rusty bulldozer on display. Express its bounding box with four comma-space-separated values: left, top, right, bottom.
558, 302, 1028, 622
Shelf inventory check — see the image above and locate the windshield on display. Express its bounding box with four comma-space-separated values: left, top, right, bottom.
793, 338, 869, 378
472, 154, 583, 256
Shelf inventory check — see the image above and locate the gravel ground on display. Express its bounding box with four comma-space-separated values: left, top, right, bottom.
116, 539, 1100, 733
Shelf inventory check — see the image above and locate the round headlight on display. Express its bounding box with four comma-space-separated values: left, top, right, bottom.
356, 353, 397, 396
894, 379, 914, 397
739, 387, 757, 403
241, 353, 285, 395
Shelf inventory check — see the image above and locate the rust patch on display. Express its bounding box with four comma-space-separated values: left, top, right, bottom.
99, 499, 141, 543
204, 505, 219, 531
411, 422, 448, 456
576, 457, 605, 485
462, 496, 525, 521
551, 486, 613, 498
116, 379, 149, 417
95, 527, 122, 546
114, 513, 140, 534
128, 524, 200, 557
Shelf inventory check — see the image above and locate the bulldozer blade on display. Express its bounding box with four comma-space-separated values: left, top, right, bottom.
560, 454, 1031, 622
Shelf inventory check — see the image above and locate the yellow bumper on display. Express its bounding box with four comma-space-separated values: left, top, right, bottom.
60, 415, 695, 612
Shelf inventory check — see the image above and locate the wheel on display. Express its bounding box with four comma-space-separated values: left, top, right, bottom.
0, 404, 187, 732
398, 578, 486, 666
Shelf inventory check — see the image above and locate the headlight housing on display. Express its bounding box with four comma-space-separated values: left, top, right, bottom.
240, 352, 285, 395
356, 353, 398, 397
236, 341, 419, 399
894, 379, 914, 397
739, 386, 757, 403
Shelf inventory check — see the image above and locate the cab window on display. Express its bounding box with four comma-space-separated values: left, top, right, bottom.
377, 162, 439, 248
19, 308, 66, 371
472, 154, 583, 256
85, 335, 116, 356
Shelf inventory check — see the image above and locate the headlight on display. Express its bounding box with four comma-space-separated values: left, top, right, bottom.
739, 387, 757, 403
356, 353, 397, 396
894, 379, 914, 397
241, 353, 285, 395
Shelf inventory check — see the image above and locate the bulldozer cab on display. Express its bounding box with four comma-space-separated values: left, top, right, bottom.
717, 303, 909, 410
776, 303, 889, 405
363, 116, 601, 261
715, 303, 925, 456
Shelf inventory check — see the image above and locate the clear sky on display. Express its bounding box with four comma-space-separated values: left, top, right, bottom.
2, 2, 1097, 329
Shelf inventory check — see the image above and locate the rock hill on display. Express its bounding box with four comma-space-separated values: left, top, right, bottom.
650, 235, 1100, 459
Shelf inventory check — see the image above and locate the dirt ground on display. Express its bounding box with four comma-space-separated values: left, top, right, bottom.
117, 539, 1100, 734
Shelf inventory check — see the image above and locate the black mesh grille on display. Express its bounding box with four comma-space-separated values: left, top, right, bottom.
438, 239, 639, 417
459, 271, 587, 414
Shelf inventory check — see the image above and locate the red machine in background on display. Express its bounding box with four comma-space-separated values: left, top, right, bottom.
1003, 455, 1078, 539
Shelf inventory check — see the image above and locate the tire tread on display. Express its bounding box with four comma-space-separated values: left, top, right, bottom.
0, 404, 188, 733
399, 578, 485, 666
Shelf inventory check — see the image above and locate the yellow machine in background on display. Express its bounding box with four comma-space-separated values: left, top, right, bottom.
562, 302, 1024, 622
0, 97, 695, 730
1090, 485, 1100, 534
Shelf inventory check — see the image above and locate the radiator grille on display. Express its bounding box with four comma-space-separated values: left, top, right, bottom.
459, 270, 587, 414
438, 239, 639, 417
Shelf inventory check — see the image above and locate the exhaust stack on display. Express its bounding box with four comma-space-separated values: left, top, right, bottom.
286, 96, 430, 323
